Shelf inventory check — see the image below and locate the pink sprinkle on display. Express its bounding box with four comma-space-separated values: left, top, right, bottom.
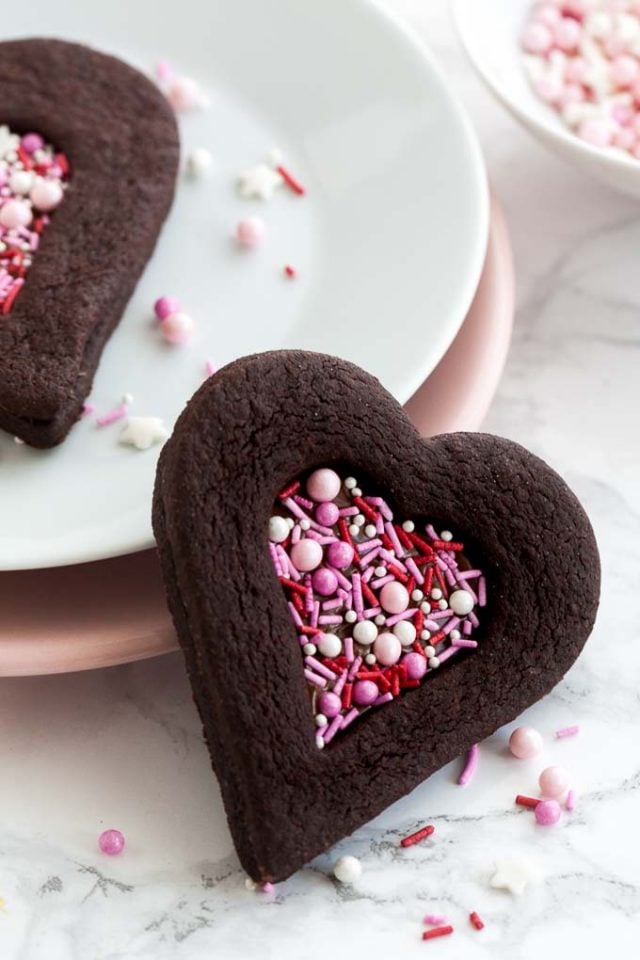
344, 636, 354, 662
565, 789, 577, 812
96, 402, 128, 427
385, 609, 416, 627
374, 692, 394, 706
555, 725, 580, 739
260, 882, 274, 894
304, 669, 327, 689
322, 714, 342, 745
405, 557, 424, 585
319, 614, 342, 625
333, 670, 348, 696
205, 360, 216, 377
304, 656, 336, 681
457, 743, 479, 786
424, 914, 449, 927
451, 638, 477, 649
339, 506, 359, 517
82, 403, 95, 417
363, 607, 382, 618
155, 59, 173, 82
288, 602, 303, 628
347, 655, 362, 680
340, 707, 359, 730
384, 523, 405, 557
352, 573, 364, 618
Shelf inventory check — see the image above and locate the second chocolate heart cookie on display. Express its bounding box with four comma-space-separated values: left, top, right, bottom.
153, 351, 600, 883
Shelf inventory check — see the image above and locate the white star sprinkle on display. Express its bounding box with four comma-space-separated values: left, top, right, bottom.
490, 858, 543, 896
237, 163, 284, 200
119, 416, 168, 451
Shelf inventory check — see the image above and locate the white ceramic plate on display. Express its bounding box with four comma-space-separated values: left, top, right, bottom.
453, 0, 640, 198
1, 0, 488, 571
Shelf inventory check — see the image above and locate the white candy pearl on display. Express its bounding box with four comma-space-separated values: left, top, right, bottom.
449, 590, 475, 616
364, 653, 377, 665
268, 516, 289, 543
431, 588, 442, 600
438, 599, 448, 610
428, 656, 440, 669
364, 524, 377, 539
345, 610, 357, 624
351, 487, 362, 497
315, 714, 328, 727
353, 515, 365, 527
375, 566, 387, 578
300, 519, 310, 531
411, 589, 423, 602
374, 614, 385, 626
349, 524, 360, 537
421, 631, 431, 642
286, 517, 295, 529
393, 620, 416, 646
303, 643, 317, 655
186, 147, 212, 176
450, 629, 461, 641
425, 645, 436, 657
318, 633, 341, 658
316, 734, 325, 750
440, 530, 453, 541
333, 855, 362, 884
353, 620, 378, 645
9, 170, 33, 194
401, 520, 414, 532
344, 477, 357, 490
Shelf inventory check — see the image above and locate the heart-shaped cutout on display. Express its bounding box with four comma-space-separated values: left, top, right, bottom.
153, 351, 600, 883
0, 39, 179, 447
270, 470, 486, 747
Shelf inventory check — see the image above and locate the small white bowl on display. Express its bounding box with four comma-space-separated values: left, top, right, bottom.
453, 0, 640, 198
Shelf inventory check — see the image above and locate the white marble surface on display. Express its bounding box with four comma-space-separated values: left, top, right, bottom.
3, 2, 640, 957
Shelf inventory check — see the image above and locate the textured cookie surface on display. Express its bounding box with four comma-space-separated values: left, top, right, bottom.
0, 38, 179, 447
153, 351, 600, 882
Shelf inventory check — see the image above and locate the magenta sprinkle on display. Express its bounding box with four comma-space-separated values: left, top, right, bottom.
205, 359, 216, 377
96, 402, 128, 427
565, 789, 577, 812
457, 743, 479, 786
424, 914, 449, 926
556, 725, 580, 739
270, 468, 486, 747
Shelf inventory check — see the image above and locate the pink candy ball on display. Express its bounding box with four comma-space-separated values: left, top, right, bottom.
560, 83, 586, 108
291, 538, 323, 572
154, 295, 182, 321
613, 127, 636, 150
317, 691, 341, 718
21, 132, 44, 153
0, 198, 32, 229
379, 581, 409, 614
352, 679, 379, 706
522, 21, 554, 54
30, 179, 63, 212
554, 17, 581, 52
167, 75, 202, 111
509, 726, 543, 759
535, 4, 562, 28
578, 117, 614, 148
402, 652, 427, 680
307, 468, 341, 503
534, 799, 562, 826
611, 55, 639, 88
236, 216, 265, 248
533, 76, 564, 104
539, 765, 570, 797
98, 828, 125, 855
312, 567, 338, 597
565, 56, 587, 84
315, 501, 339, 526
160, 311, 194, 345
373, 632, 401, 667
326, 540, 354, 570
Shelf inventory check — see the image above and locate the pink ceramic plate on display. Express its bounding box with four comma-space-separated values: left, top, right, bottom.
0, 195, 513, 677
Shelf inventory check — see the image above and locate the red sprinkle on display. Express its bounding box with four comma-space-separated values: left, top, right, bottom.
401, 824, 435, 848
395, 525, 414, 551
338, 519, 354, 548
422, 925, 453, 941
361, 581, 378, 609
283, 264, 297, 278
279, 576, 307, 596
470, 911, 484, 931
278, 480, 300, 500
352, 496, 378, 523
432, 540, 464, 551
515, 794, 540, 809
2, 280, 23, 315
341, 683, 353, 710
276, 164, 306, 196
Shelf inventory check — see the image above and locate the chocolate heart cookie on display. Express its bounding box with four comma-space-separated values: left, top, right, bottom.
153, 351, 600, 882
0, 39, 179, 447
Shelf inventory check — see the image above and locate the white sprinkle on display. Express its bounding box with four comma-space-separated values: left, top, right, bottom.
344, 477, 357, 490
300, 519, 311, 531
303, 643, 317, 655
351, 487, 362, 497
345, 610, 357, 624
428, 656, 440, 669
431, 588, 443, 600
374, 614, 386, 626
186, 146, 213, 177
402, 520, 415, 532
315, 714, 328, 727
353, 514, 366, 527
411, 589, 423, 602
348, 524, 360, 537
364, 524, 377, 539
333, 855, 362, 884
439, 530, 453, 542
424, 645, 435, 657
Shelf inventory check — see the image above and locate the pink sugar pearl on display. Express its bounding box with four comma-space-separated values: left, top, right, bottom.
326, 540, 354, 570
554, 17, 582, 52
352, 679, 379, 706
291, 538, 323, 572
402, 651, 427, 680
236, 216, 265, 248
533, 76, 564, 104
30, 179, 63, 212
160, 311, 194, 345
613, 127, 636, 150
167, 75, 202, 111
0, 198, 32, 229
315, 501, 339, 526
522, 21, 554, 54
98, 828, 125, 855
312, 567, 338, 597
560, 83, 586, 108
21, 132, 44, 153
611, 54, 640, 88
373, 631, 401, 667
379, 581, 409, 615
307, 468, 341, 503
578, 117, 614, 147
535, 4, 562, 27
317, 691, 341, 718
535, 799, 562, 826
539, 765, 570, 797
154, 295, 182, 321
509, 726, 543, 759
565, 56, 587, 84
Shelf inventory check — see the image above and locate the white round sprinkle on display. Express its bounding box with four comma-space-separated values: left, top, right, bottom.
315, 714, 328, 727
318, 633, 342, 658
421, 630, 431, 641
374, 614, 386, 626
286, 517, 295, 529
364, 653, 377, 665
351, 487, 362, 497
333, 855, 362, 884
411, 589, 423, 602
375, 566, 387, 578
316, 734, 325, 750
364, 524, 377, 539
9, 170, 33, 195
393, 620, 416, 646
345, 610, 357, 624
439, 530, 453, 542
266, 145, 284, 166
353, 514, 366, 527
449, 589, 475, 616
303, 643, 317, 655
428, 656, 440, 669
348, 524, 360, 538
438, 599, 448, 610
420, 601, 431, 614
353, 620, 378, 645
431, 588, 443, 600
424, 645, 436, 657
268, 515, 289, 543
450, 629, 461, 641
344, 477, 357, 490
186, 146, 213, 177
245, 877, 257, 891
402, 520, 415, 533
122, 393, 134, 405
300, 519, 311, 531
